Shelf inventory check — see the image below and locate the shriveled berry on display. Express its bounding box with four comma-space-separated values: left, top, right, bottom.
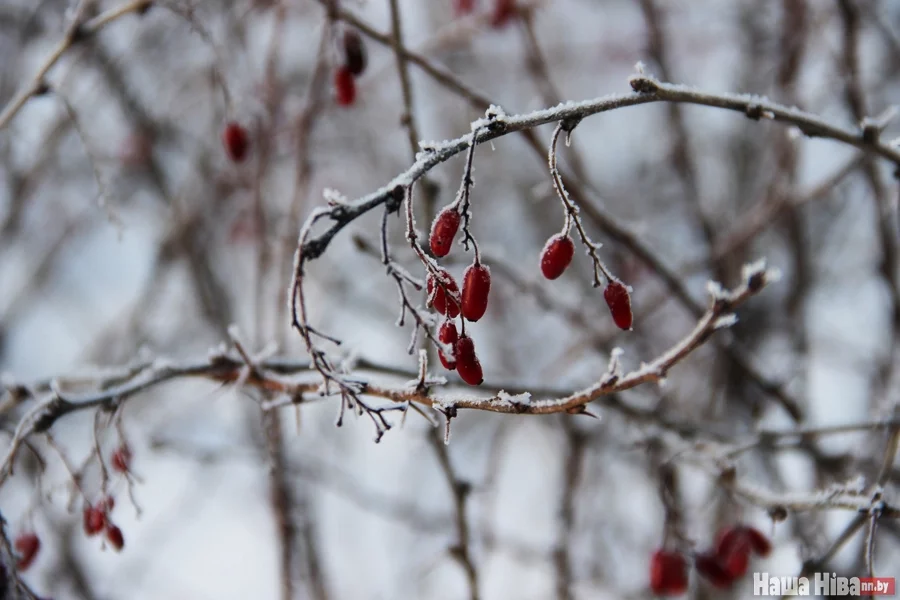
335, 67, 356, 106
438, 321, 458, 370
83, 505, 106, 536
429, 207, 460, 257
540, 234, 575, 280
694, 552, 735, 589
105, 524, 125, 551
427, 270, 461, 318
14, 533, 40, 571
342, 29, 367, 76
455, 335, 483, 386
604, 280, 633, 330
222, 122, 250, 163
111, 445, 131, 473
491, 0, 516, 28
649, 549, 688, 596
461, 263, 491, 322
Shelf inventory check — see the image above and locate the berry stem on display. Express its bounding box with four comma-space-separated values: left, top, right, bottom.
455, 129, 481, 263
548, 122, 615, 287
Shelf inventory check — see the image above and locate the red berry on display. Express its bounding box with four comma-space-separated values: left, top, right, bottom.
455, 335, 483, 385
744, 526, 772, 557
454, 0, 476, 16
649, 549, 688, 596
335, 67, 356, 106
604, 280, 633, 330
111, 445, 131, 473
99, 496, 116, 512
694, 552, 735, 589
438, 321, 458, 370
461, 263, 491, 322
342, 29, 367, 77
717, 525, 772, 561
83, 505, 106, 536
540, 234, 575, 280
429, 207, 460, 257
426, 270, 461, 318
105, 524, 125, 551
14, 533, 40, 571
491, 0, 516, 27
222, 122, 250, 163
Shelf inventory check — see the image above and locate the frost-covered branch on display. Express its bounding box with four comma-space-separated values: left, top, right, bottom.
292, 75, 900, 271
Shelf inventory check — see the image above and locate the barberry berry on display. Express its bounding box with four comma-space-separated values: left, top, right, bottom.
540, 234, 575, 280
429, 207, 461, 257
105, 525, 125, 551
491, 0, 516, 27
222, 122, 250, 163
694, 552, 735, 589
335, 67, 356, 106
427, 270, 461, 318
455, 335, 483, 385
649, 549, 688, 596
83, 505, 106, 536
14, 533, 40, 571
111, 445, 131, 473
604, 280, 633, 330
461, 263, 491, 322
438, 321, 458, 370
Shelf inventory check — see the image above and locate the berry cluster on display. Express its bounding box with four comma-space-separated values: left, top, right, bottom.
427, 206, 490, 386
334, 28, 367, 107
539, 231, 633, 330
649, 525, 772, 595
83, 495, 125, 551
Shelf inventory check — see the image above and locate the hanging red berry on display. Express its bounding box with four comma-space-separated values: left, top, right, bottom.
426, 270, 461, 318
461, 263, 491, 322
83, 505, 106, 536
335, 67, 356, 106
540, 234, 575, 280
603, 280, 633, 330
649, 549, 688, 596
491, 0, 516, 28
111, 444, 132, 473
105, 524, 125, 551
438, 320, 458, 370
429, 206, 460, 257
342, 29, 367, 77
742, 526, 772, 557
694, 552, 735, 589
14, 532, 40, 571
455, 335, 484, 385
222, 122, 250, 163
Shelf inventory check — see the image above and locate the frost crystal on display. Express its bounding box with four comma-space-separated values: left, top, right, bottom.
497, 390, 532, 406
706, 280, 727, 301
713, 314, 738, 329
741, 258, 768, 282
323, 188, 350, 206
